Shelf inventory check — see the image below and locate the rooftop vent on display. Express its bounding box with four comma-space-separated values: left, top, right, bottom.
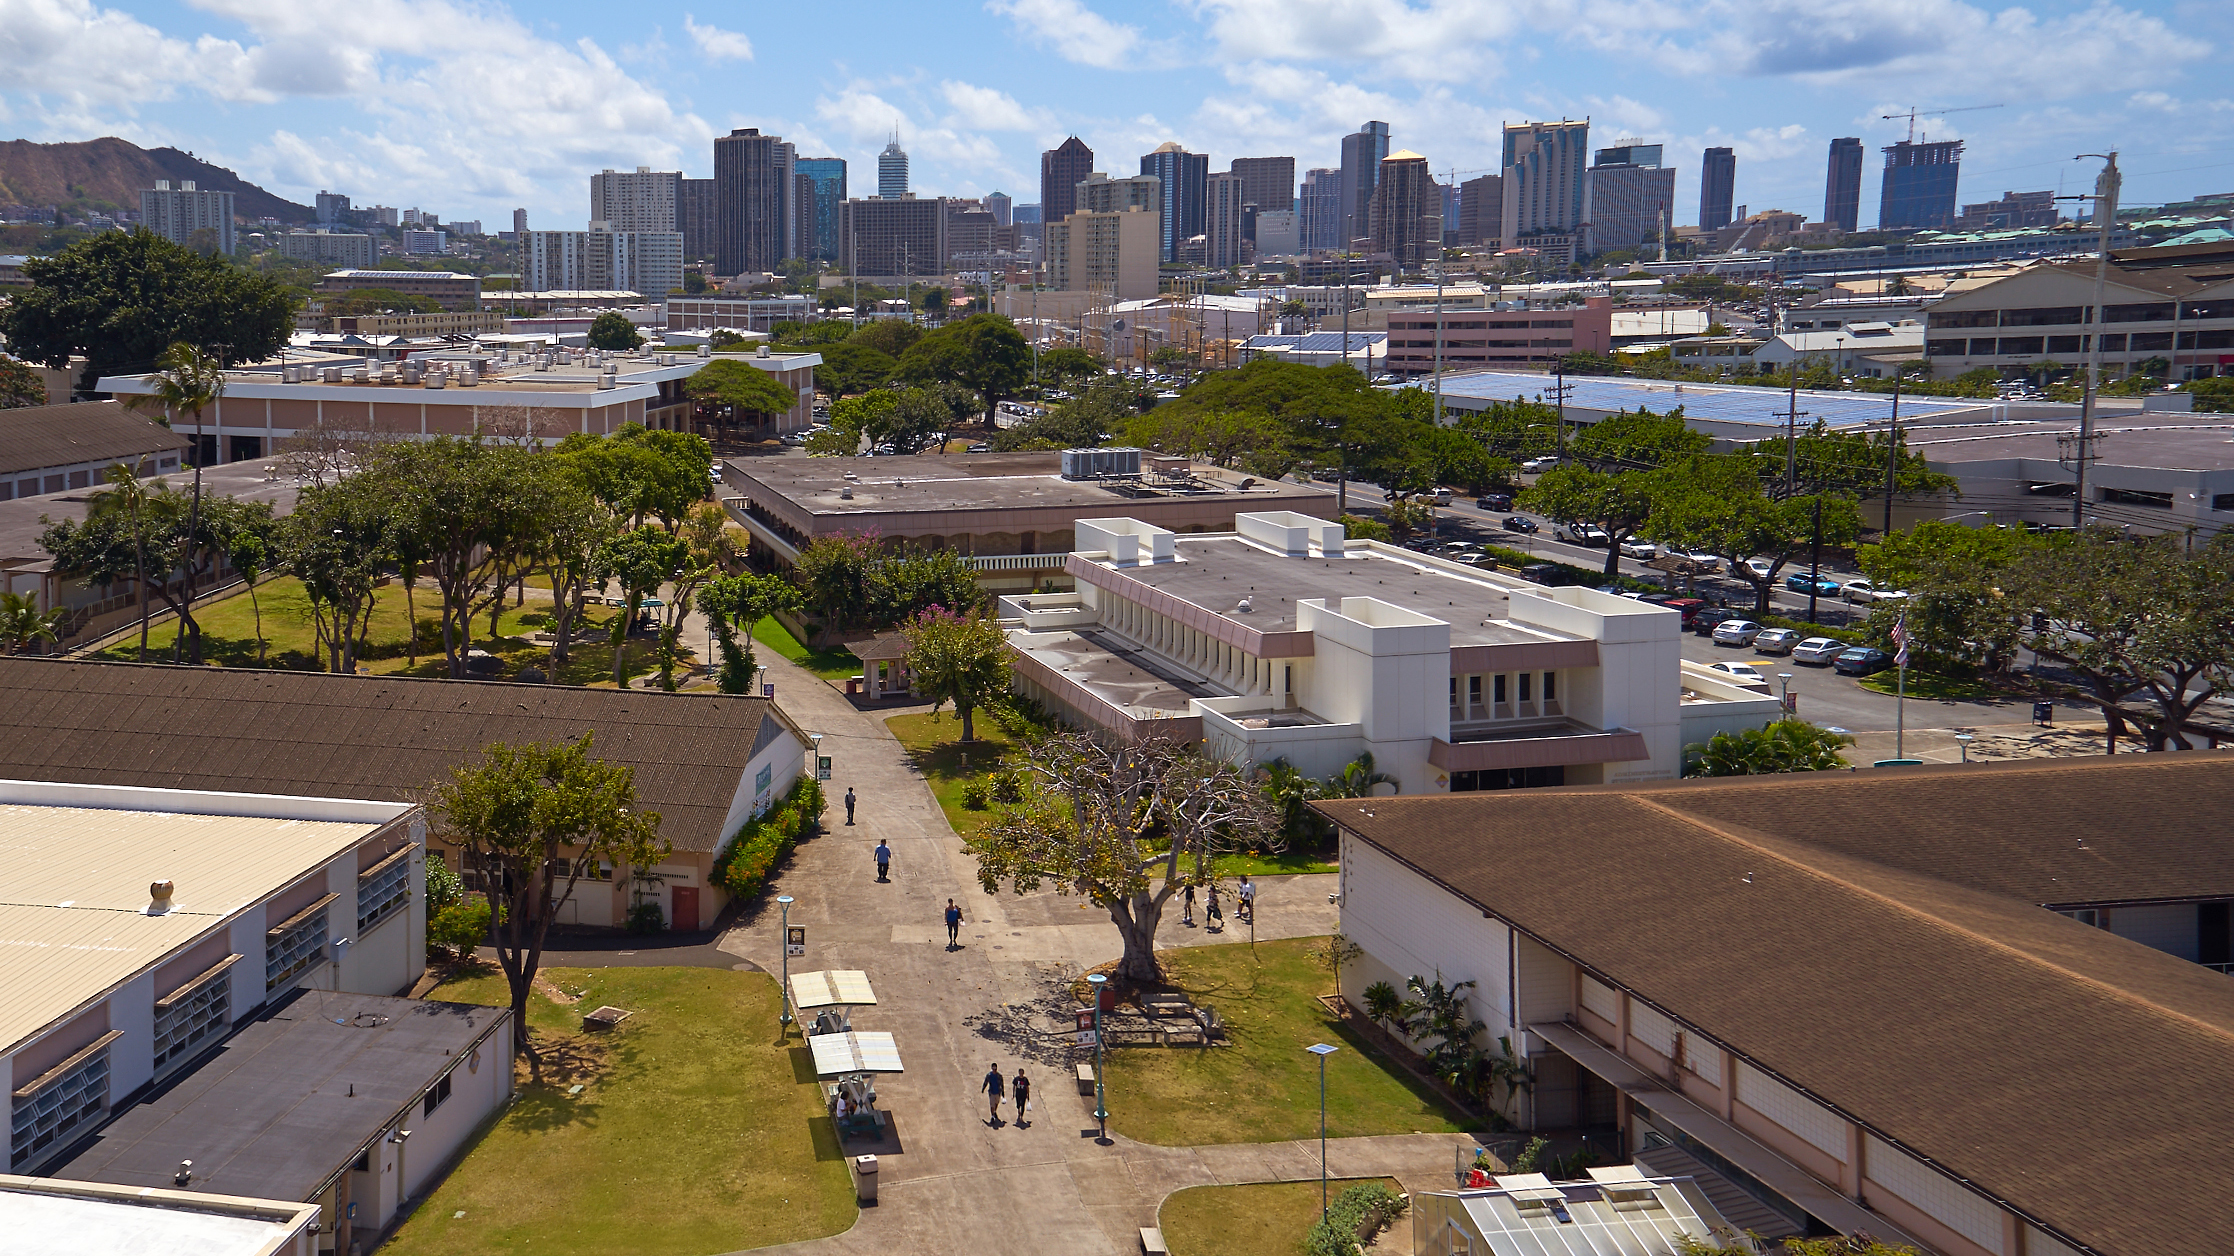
147, 879, 175, 916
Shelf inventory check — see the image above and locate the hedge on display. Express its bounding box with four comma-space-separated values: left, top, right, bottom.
710, 776, 826, 901
1304, 1182, 1409, 1256
1756, 612, 1870, 646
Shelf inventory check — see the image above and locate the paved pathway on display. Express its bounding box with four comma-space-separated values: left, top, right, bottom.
715, 651, 1476, 1256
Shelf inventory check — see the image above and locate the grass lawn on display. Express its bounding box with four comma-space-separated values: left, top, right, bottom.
1214, 845, 1339, 878
753, 614, 862, 681
886, 709, 1021, 839
1856, 666, 1993, 702
1103, 936, 1471, 1147
1160, 1178, 1400, 1256
382, 966, 852, 1256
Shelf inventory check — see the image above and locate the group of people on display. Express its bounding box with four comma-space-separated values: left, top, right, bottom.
1179, 876, 1255, 932
981, 1063, 1033, 1127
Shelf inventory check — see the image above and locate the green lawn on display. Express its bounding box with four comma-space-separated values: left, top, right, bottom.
1856, 666, 1993, 702
1104, 937, 1472, 1147
753, 614, 862, 680
1214, 846, 1339, 878
886, 709, 1022, 839
1161, 1178, 1400, 1256
382, 966, 853, 1256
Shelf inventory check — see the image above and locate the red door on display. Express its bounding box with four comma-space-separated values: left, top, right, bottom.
671, 885, 699, 932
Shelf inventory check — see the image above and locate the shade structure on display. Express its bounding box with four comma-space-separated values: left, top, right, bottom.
808, 1031, 904, 1077
790, 970, 878, 1010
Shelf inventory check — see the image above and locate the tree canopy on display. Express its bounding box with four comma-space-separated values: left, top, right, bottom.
902, 606, 1009, 742
893, 313, 1030, 422
587, 310, 645, 350
685, 358, 797, 426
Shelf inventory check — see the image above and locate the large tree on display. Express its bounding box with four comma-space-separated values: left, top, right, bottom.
0, 357, 47, 408
815, 341, 897, 397
977, 733, 1278, 982
902, 606, 1009, 742
593, 525, 690, 687
699, 571, 800, 693
370, 439, 548, 677
1519, 465, 1660, 576
0, 231, 295, 392
1566, 406, 1709, 472
1855, 520, 2039, 673
894, 313, 1031, 424
685, 358, 797, 433
1648, 456, 1862, 613
586, 311, 644, 350
434, 736, 667, 1060
284, 476, 395, 674
554, 424, 712, 532
41, 483, 272, 665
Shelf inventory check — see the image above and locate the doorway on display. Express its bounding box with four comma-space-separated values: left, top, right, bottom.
671, 885, 699, 932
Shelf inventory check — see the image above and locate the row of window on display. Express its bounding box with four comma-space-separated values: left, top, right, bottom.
1934, 300, 2234, 329
1923, 329, 2234, 357
1451, 671, 1559, 713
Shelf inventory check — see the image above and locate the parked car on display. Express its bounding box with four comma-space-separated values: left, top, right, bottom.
1791, 636, 1849, 665
1558, 522, 1610, 546
777, 433, 807, 447
1619, 539, 1659, 560
1428, 488, 1454, 506
1502, 515, 1539, 534
1707, 661, 1773, 691
1683, 551, 1723, 572
1691, 607, 1740, 636
1711, 618, 1766, 646
1785, 573, 1842, 596
967, 442, 993, 453
1476, 493, 1514, 511
1842, 579, 1909, 604
1753, 628, 1802, 655
1521, 456, 1561, 473
1833, 646, 1896, 675
1657, 597, 1708, 626
1743, 557, 1775, 580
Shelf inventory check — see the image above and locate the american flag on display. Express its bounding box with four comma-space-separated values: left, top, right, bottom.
1891, 613, 1910, 668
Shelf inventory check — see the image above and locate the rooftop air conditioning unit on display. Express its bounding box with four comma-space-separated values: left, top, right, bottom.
460, 370, 479, 387
425, 372, 445, 388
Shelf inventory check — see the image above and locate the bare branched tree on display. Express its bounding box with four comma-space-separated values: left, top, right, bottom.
273, 405, 409, 487
476, 402, 573, 449
977, 732, 1279, 983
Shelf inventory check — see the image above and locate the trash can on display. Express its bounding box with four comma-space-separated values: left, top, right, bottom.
853, 1154, 878, 1203
2033, 701, 2053, 727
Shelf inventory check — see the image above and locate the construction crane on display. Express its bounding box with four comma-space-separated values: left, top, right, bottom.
1882, 103, 2004, 144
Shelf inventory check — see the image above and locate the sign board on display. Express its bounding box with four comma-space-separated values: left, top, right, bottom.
763, 683, 775, 698
1075, 1008, 1097, 1048
817, 755, 832, 781
787, 926, 806, 958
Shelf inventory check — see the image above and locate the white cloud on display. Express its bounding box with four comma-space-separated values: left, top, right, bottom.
986, 0, 1141, 70
683, 15, 753, 62
941, 81, 1042, 131
1192, 0, 1525, 84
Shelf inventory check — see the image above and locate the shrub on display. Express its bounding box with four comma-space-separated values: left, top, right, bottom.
990, 770, 1025, 804
961, 778, 991, 810
1363, 980, 1403, 1031
709, 775, 827, 902
1757, 612, 1869, 645
625, 900, 666, 934
427, 901, 489, 956
1304, 1182, 1409, 1256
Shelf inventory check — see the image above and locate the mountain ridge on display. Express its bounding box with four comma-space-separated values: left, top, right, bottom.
0, 137, 315, 223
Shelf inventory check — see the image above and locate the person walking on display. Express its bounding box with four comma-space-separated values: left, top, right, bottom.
1012, 1068, 1032, 1128
1181, 883, 1197, 928
945, 899, 963, 949
875, 839, 891, 882
844, 787, 857, 825
1237, 875, 1256, 925
1206, 883, 1223, 934
982, 1062, 1006, 1126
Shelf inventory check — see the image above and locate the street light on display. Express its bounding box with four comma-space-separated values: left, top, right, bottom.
1778, 672, 1794, 714
1306, 1043, 1340, 1219
776, 894, 795, 1034
1955, 733, 1975, 763
1087, 974, 1110, 1142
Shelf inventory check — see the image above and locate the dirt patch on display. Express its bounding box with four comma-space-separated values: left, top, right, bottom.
518, 1028, 615, 1090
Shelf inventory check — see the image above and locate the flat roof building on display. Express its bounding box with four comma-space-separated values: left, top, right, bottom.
316, 269, 481, 312
1897, 410, 2234, 539
275, 230, 376, 269
141, 181, 234, 255
1044, 205, 1160, 302
0, 1175, 321, 1256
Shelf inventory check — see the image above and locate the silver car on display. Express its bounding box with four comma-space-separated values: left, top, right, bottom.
1711, 619, 1765, 646
1753, 628, 1802, 655
1791, 636, 1848, 665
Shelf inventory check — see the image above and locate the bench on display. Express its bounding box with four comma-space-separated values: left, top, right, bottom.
1076, 1063, 1096, 1094
1139, 1227, 1169, 1254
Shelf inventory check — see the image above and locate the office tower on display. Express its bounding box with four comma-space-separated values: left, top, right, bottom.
677, 179, 715, 258
1369, 151, 1432, 266
525, 228, 684, 296
1253, 209, 1299, 257
796, 158, 846, 261
795, 171, 817, 263
1458, 174, 1502, 245
1077, 173, 1161, 216
1229, 157, 1296, 238
315, 191, 350, 226
1699, 146, 1736, 231
1139, 142, 1208, 264
714, 127, 782, 275
590, 167, 680, 232
947, 200, 1001, 268
1205, 171, 1247, 269
140, 180, 234, 253
878, 131, 910, 199
1012, 203, 1043, 247
1339, 121, 1391, 248
1499, 120, 1590, 251
985, 191, 1012, 226
512, 207, 528, 236
1879, 140, 1964, 231
840, 197, 946, 276
773, 140, 800, 260
1300, 167, 1342, 252
1441, 181, 1461, 244
1043, 205, 1159, 299
1824, 137, 1864, 233
1585, 142, 1676, 253
1040, 136, 1095, 226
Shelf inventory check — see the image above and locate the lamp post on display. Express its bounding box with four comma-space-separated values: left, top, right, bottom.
1778, 672, 1794, 715
1087, 973, 1109, 1141
777, 894, 795, 1034
1956, 733, 1975, 763
1306, 1043, 1340, 1220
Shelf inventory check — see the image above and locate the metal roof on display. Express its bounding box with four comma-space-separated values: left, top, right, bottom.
1242, 332, 1388, 352
0, 1178, 318, 1256
0, 401, 190, 477
1431, 370, 1981, 431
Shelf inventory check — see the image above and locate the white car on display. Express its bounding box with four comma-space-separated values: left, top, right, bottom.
1521, 456, 1561, 473
1711, 619, 1765, 646
1682, 550, 1723, 572
1619, 539, 1659, 560
1843, 579, 1910, 604
1559, 522, 1610, 546
1743, 557, 1775, 580
1791, 637, 1848, 665
1707, 661, 1773, 691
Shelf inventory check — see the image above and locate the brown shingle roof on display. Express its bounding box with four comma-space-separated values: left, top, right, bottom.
0, 659, 795, 852
1318, 756, 2234, 1256
0, 400, 189, 478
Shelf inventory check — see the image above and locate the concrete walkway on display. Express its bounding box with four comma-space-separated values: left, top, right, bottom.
715, 649, 1476, 1256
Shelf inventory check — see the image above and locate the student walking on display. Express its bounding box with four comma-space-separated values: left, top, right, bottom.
945, 900, 963, 949
1011, 1068, 1032, 1128
1237, 875, 1256, 925
982, 1062, 1006, 1125
844, 787, 857, 825
1206, 884, 1223, 934
1181, 883, 1197, 928
875, 839, 891, 882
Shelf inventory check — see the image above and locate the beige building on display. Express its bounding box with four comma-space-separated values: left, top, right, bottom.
1043, 205, 1159, 301
299, 309, 506, 337
316, 268, 482, 311
1923, 241, 2234, 381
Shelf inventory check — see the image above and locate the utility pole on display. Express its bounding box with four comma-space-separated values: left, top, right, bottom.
2073, 152, 2119, 529
1882, 367, 1903, 535
1783, 368, 1802, 498
1431, 207, 1446, 428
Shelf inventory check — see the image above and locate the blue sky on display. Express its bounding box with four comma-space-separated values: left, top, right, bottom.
5, 0, 2230, 231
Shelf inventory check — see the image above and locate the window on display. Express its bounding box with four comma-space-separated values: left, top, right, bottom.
1468, 675, 1482, 707
1542, 672, 1556, 701
11, 1033, 119, 1166
153, 957, 236, 1073
423, 1071, 453, 1117
2128, 332, 2173, 351
1997, 336, 2044, 356
1518, 672, 1531, 703
357, 848, 411, 932
2181, 329, 2234, 350
2097, 334, 2126, 353
266, 897, 333, 992
2182, 300, 2234, 320
2099, 486, 2172, 510
2001, 306, 2085, 327
1933, 309, 1998, 328
1493, 674, 1507, 703
1449, 676, 1459, 708
2103, 302, 2173, 323
2058, 908, 2105, 928
2213, 494, 2234, 513
1925, 339, 1968, 357
2046, 335, 2083, 355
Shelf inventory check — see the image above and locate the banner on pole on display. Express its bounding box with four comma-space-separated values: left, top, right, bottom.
786, 926, 806, 958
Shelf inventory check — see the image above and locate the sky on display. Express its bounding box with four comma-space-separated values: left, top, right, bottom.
5, 0, 2232, 233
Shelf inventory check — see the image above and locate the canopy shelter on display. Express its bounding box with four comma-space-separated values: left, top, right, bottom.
809, 1031, 905, 1077
790, 969, 877, 1010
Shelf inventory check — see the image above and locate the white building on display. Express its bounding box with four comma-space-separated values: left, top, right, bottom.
525, 229, 684, 301
999, 513, 1773, 793
140, 180, 234, 253
400, 229, 448, 255
1254, 208, 1300, 258
1748, 320, 1925, 377
0, 1176, 322, 1256
590, 166, 681, 233
275, 229, 377, 269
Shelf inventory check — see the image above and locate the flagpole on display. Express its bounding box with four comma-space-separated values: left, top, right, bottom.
1893, 610, 1909, 761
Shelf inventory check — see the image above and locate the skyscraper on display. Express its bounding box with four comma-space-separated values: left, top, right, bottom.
1300, 168, 1342, 252
140, 180, 234, 253
774, 141, 799, 260
797, 158, 847, 261
1338, 121, 1391, 249
878, 131, 910, 199
1699, 147, 1736, 231
1040, 136, 1095, 226
985, 191, 1012, 226
677, 180, 715, 258
714, 127, 782, 276
315, 191, 350, 226
1205, 171, 1247, 269
590, 167, 680, 232
1369, 150, 1432, 266
1499, 120, 1589, 251
1458, 174, 1501, 245
1585, 142, 1675, 254
512, 207, 529, 236
1879, 140, 1963, 231
1824, 137, 1864, 233
1229, 156, 1296, 237
1140, 142, 1208, 263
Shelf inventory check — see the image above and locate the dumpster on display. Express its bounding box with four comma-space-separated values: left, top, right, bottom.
854, 1154, 878, 1203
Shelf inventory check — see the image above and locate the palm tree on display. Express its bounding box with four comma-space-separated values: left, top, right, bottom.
1685, 719, 1854, 776
94, 463, 154, 663
1325, 751, 1399, 798
124, 343, 223, 664
0, 592, 64, 655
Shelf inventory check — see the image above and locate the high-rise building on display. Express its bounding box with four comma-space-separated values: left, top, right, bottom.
985, 191, 1012, 226
1339, 121, 1391, 249
1699, 147, 1737, 231
140, 180, 234, 253
1040, 136, 1095, 228
315, 191, 350, 226
1043, 206, 1159, 300
525, 229, 683, 296
1205, 171, 1248, 269
946, 201, 1005, 268
1585, 142, 1675, 254
1879, 140, 1963, 231
512, 207, 529, 236
714, 127, 783, 276
1300, 167, 1342, 252
774, 141, 800, 260
1077, 173, 1161, 216
1140, 142, 1209, 263
840, 197, 945, 276
1369, 151, 1433, 266
1499, 120, 1590, 251
1229, 157, 1296, 238
878, 132, 910, 199
796, 158, 846, 261
1824, 138, 1864, 234
677, 179, 716, 258
1013, 203, 1043, 247
1458, 174, 1502, 245
1955, 190, 2059, 232
590, 167, 680, 233
278, 229, 376, 268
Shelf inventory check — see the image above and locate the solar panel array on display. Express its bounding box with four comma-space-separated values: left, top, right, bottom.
1431, 370, 1980, 431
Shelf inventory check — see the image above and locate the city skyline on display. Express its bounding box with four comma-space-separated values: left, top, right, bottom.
2, 0, 2225, 233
